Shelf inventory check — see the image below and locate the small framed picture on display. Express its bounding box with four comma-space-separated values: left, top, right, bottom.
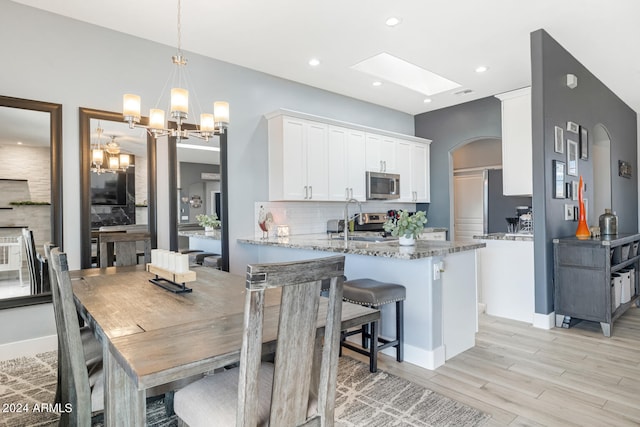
554, 126, 564, 154
571, 180, 579, 201
553, 160, 566, 199
579, 126, 588, 160
567, 121, 579, 134
567, 139, 578, 176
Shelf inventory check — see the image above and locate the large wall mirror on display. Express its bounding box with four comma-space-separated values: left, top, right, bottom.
0, 95, 62, 309
79, 108, 156, 269
79, 108, 229, 271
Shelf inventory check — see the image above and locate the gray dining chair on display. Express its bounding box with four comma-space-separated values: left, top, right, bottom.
49, 247, 104, 425
44, 243, 102, 410
174, 255, 346, 427
98, 231, 151, 267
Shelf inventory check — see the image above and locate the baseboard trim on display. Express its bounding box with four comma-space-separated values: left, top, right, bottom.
533, 312, 555, 330
381, 342, 445, 370
0, 335, 57, 361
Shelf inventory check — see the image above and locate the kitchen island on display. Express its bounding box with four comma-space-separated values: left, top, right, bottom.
238, 233, 485, 369
179, 229, 222, 254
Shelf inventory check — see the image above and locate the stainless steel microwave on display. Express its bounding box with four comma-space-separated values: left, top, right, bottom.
366, 171, 400, 200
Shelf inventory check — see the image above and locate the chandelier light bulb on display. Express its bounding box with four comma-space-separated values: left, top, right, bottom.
149, 109, 166, 130
92, 148, 104, 166
214, 101, 230, 127
119, 154, 130, 169
109, 156, 120, 170
200, 113, 215, 132
171, 88, 189, 114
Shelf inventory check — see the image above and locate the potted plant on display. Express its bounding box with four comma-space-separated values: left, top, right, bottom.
383, 210, 427, 245
196, 213, 221, 231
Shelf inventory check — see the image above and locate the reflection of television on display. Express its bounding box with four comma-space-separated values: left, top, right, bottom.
91, 172, 127, 205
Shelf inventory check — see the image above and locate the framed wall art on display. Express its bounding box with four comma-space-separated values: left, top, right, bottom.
554, 126, 564, 153
566, 121, 579, 134
553, 160, 566, 199
579, 126, 588, 160
567, 139, 578, 176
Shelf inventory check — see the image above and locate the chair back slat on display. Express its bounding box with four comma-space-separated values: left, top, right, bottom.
49, 247, 93, 425
22, 228, 41, 290
240, 255, 345, 427
99, 231, 151, 267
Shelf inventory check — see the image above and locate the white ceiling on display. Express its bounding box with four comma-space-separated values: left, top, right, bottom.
9, 0, 640, 115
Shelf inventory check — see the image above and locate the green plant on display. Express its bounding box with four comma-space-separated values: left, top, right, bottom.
383, 210, 427, 239
196, 213, 221, 229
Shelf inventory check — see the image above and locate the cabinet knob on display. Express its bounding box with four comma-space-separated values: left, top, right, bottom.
304, 186, 308, 199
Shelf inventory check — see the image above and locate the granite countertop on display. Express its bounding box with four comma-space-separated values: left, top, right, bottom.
238, 233, 484, 260
178, 229, 222, 240
474, 232, 534, 242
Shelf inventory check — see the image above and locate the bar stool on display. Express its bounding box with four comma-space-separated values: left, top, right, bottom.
202, 255, 222, 269
340, 278, 405, 373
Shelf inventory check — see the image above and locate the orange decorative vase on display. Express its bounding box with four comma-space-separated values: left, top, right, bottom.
575, 176, 591, 239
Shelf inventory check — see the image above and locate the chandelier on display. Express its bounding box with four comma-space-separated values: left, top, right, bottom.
122, 0, 229, 141
91, 125, 131, 174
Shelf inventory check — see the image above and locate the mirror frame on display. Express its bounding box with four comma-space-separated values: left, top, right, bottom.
0, 95, 63, 309
79, 107, 156, 269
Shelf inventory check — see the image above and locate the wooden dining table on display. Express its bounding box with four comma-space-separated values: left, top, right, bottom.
70, 264, 379, 426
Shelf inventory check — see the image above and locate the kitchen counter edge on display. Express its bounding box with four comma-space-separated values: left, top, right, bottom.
238, 234, 484, 260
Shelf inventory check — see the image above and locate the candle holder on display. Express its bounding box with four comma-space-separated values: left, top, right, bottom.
146, 264, 196, 294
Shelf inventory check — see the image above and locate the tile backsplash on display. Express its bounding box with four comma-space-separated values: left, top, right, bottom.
253, 201, 418, 238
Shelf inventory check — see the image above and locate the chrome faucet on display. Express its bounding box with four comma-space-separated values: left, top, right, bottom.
344, 198, 363, 243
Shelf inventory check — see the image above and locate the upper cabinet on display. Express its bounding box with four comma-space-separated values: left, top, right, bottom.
268, 115, 329, 201
328, 126, 366, 201
495, 87, 532, 196
266, 109, 431, 203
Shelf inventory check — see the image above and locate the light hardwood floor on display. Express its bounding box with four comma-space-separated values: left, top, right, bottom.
344, 308, 640, 427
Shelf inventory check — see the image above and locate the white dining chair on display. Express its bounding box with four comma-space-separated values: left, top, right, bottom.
174, 255, 345, 427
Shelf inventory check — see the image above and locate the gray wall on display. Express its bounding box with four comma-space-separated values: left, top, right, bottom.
487, 169, 532, 233
531, 29, 638, 314
0, 1, 414, 347
414, 96, 502, 229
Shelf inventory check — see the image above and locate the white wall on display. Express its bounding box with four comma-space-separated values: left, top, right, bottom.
0, 2, 415, 348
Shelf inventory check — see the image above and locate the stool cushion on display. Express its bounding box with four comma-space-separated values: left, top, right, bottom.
343, 279, 406, 307
188, 252, 218, 265
202, 256, 222, 268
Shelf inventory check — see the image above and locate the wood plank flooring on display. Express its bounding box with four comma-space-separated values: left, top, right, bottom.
344, 308, 640, 426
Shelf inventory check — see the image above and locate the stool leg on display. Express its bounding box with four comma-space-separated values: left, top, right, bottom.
396, 300, 404, 362
370, 320, 378, 373
361, 324, 369, 349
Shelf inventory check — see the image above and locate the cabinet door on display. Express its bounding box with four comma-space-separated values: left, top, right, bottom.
497, 88, 532, 196
281, 117, 307, 200
380, 136, 397, 172
412, 142, 430, 202
395, 140, 413, 201
305, 121, 329, 200
365, 133, 383, 171
346, 130, 366, 200
328, 126, 349, 201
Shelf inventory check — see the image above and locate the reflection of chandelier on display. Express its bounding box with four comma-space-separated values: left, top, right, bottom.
91, 125, 131, 174
122, 0, 229, 141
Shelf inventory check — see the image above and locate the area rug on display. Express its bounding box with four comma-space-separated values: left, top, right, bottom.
0, 352, 489, 427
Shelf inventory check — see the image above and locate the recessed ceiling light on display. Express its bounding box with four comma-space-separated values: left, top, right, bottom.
308, 58, 320, 67
423, 98, 432, 103
475, 66, 488, 73
372, 81, 382, 87
385, 17, 401, 27
17, 141, 23, 145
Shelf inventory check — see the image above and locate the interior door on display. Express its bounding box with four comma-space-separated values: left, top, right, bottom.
453, 171, 485, 241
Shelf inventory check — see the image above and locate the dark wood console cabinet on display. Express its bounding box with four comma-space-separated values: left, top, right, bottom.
553, 233, 640, 336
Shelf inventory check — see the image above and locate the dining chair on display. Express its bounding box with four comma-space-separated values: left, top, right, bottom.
48, 247, 104, 425
98, 231, 151, 267
174, 255, 346, 427
22, 228, 49, 293
44, 243, 102, 410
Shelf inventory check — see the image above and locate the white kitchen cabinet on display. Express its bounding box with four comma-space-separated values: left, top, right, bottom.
365, 133, 396, 172
396, 139, 430, 203
495, 87, 532, 196
328, 126, 366, 201
267, 115, 329, 201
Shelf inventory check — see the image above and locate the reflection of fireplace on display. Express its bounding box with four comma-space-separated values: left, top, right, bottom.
90, 168, 136, 228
